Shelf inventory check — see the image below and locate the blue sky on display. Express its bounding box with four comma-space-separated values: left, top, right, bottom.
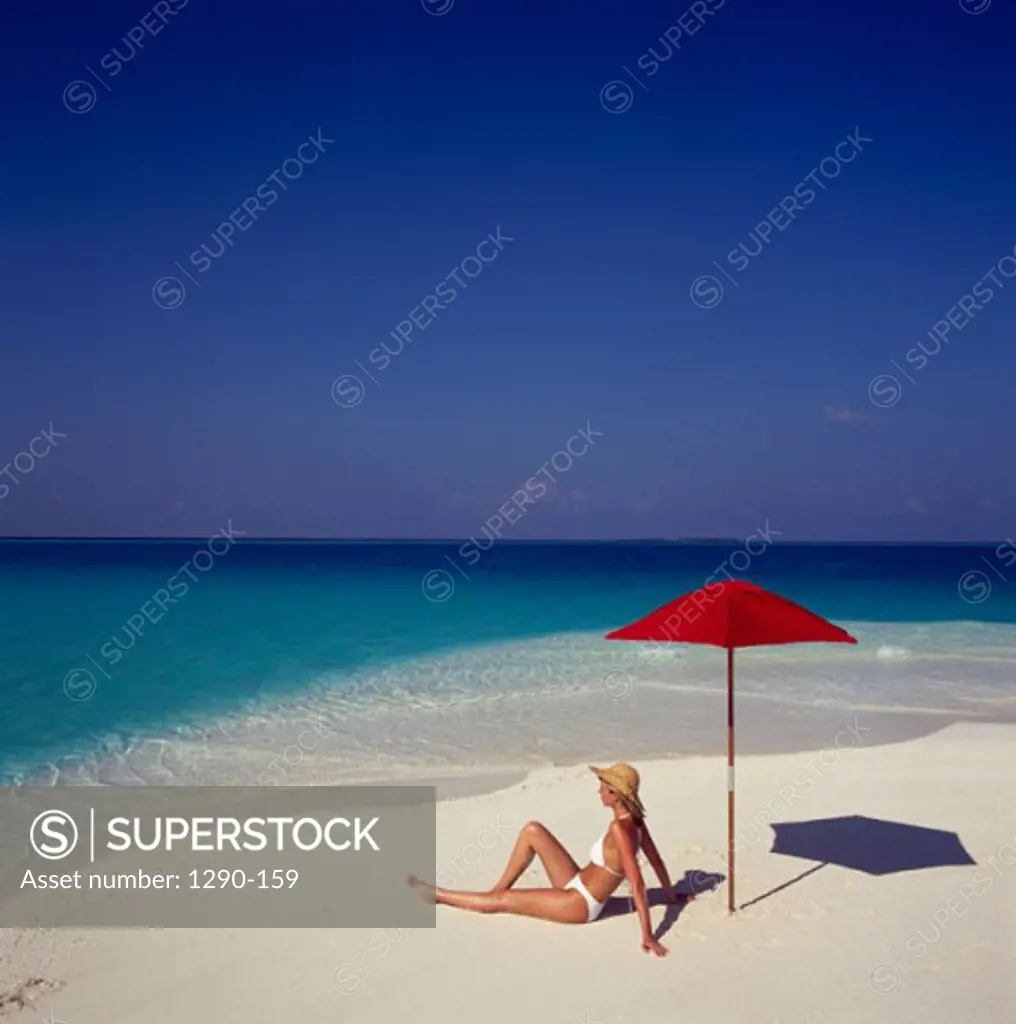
1, 0, 1015, 540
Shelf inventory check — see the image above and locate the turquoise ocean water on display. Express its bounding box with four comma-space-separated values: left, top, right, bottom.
2, 540, 1015, 786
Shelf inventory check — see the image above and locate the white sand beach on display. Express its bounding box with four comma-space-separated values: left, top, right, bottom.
2, 721, 1015, 1024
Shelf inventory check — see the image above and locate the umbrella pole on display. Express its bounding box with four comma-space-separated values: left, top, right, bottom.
727, 646, 735, 914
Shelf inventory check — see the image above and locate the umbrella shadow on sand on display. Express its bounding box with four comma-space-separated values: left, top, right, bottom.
598, 869, 725, 940
740, 815, 976, 910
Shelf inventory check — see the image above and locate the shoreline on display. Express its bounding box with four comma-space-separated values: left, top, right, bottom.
335, 701, 1013, 807
326, 704, 966, 803
6, 688, 1011, 795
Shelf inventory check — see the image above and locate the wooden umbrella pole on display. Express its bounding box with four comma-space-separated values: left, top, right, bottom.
727, 646, 735, 914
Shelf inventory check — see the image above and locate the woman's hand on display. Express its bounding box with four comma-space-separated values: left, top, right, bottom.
642, 936, 669, 957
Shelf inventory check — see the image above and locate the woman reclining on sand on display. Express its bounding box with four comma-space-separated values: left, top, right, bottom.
409, 762, 679, 956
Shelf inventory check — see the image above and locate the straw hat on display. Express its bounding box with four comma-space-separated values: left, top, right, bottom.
589, 762, 646, 818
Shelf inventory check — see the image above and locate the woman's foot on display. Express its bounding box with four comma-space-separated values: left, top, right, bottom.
407, 875, 438, 903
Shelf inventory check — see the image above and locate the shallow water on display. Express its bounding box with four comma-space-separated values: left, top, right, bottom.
2, 541, 1014, 785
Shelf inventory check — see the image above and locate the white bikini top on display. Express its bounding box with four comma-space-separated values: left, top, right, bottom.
590, 819, 642, 877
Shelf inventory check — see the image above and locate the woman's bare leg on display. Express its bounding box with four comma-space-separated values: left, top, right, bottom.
489, 821, 580, 891
409, 877, 587, 924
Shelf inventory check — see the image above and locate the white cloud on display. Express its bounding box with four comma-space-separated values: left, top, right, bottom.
824, 405, 875, 424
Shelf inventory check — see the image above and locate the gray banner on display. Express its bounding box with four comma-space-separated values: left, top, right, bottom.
0, 787, 435, 928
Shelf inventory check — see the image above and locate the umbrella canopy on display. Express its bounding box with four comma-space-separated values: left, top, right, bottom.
606, 579, 858, 912
604, 579, 858, 648
771, 816, 975, 876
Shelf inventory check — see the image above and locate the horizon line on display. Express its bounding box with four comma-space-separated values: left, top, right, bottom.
0, 537, 1006, 546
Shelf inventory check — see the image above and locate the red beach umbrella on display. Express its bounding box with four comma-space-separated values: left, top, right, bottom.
605, 580, 857, 913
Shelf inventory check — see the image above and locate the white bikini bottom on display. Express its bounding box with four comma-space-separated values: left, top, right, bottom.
565, 874, 605, 922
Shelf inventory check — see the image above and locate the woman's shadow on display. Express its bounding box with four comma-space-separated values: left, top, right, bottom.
596, 869, 725, 940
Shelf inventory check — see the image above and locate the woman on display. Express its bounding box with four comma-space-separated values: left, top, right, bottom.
409, 762, 679, 956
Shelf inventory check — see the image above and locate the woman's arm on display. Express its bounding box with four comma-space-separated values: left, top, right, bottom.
613, 821, 668, 957
640, 826, 679, 901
